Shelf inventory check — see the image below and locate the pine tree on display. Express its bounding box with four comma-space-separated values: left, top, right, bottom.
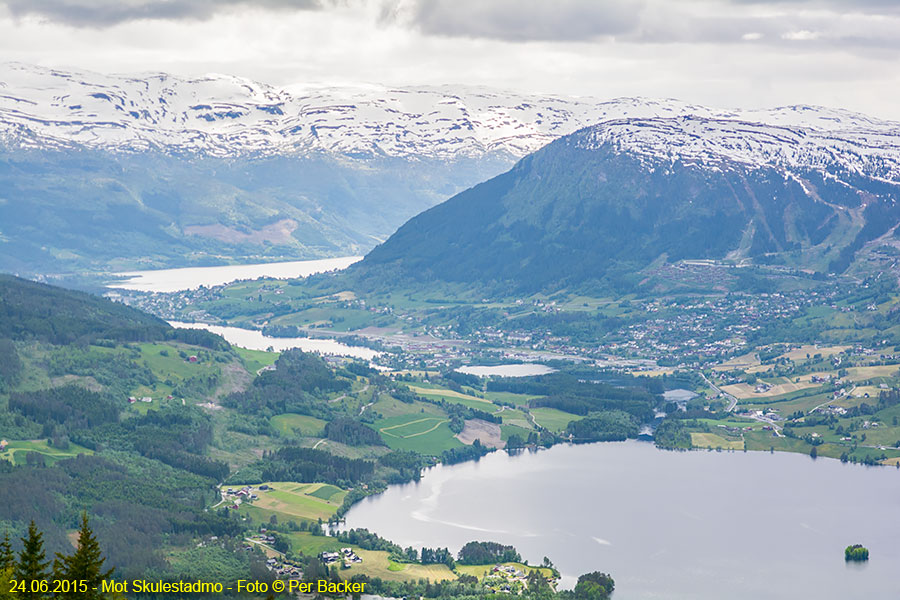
0, 531, 13, 570
0, 531, 16, 600
14, 521, 49, 600
53, 513, 112, 600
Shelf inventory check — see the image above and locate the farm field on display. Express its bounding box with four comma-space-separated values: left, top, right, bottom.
376, 413, 463, 454
235, 347, 279, 374
530, 407, 577, 431
284, 533, 458, 583
742, 391, 832, 415
626, 367, 676, 377
271, 413, 328, 437
712, 352, 760, 372
0, 439, 93, 465
231, 482, 346, 522
497, 407, 534, 430
344, 549, 456, 582
779, 344, 849, 361
407, 384, 494, 409
483, 391, 539, 407
690, 432, 744, 450
500, 423, 533, 441
847, 364, 900, 379
722, 379, 822, 399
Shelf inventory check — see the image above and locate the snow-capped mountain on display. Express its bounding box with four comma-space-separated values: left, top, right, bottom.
3, 62, 900, 174
2, 62, 899, 278
576, 114, 900, 184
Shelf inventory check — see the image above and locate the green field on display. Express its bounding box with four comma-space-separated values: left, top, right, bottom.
500, 423, 533, 441
484, 391, 541, 407
235, 347, 279, 375
406, 384, 495, 411
271, 413, 328, 437
231, 482, 346, 522
345, 549, 456, 582
0, 439, 93, 466
374, 410, 463, 454
530, 408, 577, 432
691, 432, 744, 450
281, 533, 457, 583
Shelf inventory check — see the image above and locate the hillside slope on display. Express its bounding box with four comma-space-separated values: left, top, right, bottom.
354, 118, 900, 294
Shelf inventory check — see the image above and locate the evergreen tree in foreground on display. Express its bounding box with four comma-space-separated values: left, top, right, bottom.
1, 530, 16, 600
0, 531, 13, 570
53, 513, 113, 600
14, 520, 49, 600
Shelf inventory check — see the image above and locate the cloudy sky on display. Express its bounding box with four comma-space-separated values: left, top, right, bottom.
1, 0, 899, 119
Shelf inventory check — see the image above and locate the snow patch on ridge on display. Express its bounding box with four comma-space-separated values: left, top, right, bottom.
2, 62, 900, 182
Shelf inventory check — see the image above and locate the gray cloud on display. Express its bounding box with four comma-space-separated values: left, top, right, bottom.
0, 0, 324, 28
409, 0, 644, 42
392, 0, 900, 53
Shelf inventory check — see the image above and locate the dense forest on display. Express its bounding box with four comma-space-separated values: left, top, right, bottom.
222, 349, 351, 418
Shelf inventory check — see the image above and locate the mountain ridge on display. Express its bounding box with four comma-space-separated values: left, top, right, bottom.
4, 62, 899, 165
3, 62, 900, 277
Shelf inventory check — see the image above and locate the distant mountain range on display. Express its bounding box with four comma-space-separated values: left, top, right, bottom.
2, 62, 899, 278
353, 114, 900, 294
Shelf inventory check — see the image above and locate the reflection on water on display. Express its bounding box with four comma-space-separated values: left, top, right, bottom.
343, 440, 900, 599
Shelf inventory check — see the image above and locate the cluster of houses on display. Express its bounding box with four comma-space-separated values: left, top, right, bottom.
224, 485, 267, 508
482, 564, 558, 594
127, 394, 177, 404
261, 555, 303, 579
319, 548, 362, 568
816, 404, 849, 416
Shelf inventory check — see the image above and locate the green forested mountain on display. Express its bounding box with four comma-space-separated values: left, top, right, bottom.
351, 129, 900, 295
0, 274, 169, 343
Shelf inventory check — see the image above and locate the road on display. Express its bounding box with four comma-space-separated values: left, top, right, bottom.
700, 372, 738, 412
330, 383, 370, 404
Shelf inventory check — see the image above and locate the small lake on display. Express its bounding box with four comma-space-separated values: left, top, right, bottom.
456, 364, 557, 378
110, 256, 362, 292
169, 321, 381, 361
662, 389, 699, 403
343, 441, 900, 599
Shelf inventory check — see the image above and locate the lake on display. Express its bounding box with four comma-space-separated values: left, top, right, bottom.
110, 256, 362, 292
457, 364, 557, 378
343, 441, 900, 599
169, 321, 381, 360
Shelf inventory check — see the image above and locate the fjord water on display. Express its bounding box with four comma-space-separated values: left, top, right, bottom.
343, 441, 900, 599
111, 256, 362, 292
457, 364, 557, 377
169, 321, 380, 360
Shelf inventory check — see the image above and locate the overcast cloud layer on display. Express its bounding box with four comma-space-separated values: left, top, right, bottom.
1, 0, 898, 119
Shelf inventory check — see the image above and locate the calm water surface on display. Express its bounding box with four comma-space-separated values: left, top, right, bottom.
343, 441, 900, 599
457, 364, 557, 377
110, 256, 362, 292
169, 321, 380, 360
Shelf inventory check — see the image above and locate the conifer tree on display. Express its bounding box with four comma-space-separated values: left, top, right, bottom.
14, 520, 49, 600
53, 513, 112, 600
0, 531, 16, 600
0, 531, 13, 570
